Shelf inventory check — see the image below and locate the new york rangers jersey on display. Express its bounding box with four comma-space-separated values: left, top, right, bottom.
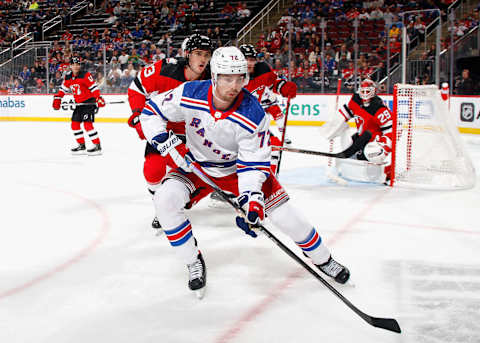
140, 80, 271, 194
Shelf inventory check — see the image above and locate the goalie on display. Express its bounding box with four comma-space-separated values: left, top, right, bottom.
320, 79, 393, 184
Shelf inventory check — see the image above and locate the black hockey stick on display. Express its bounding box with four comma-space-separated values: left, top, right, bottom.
72, 100, 125, 106
276, 97, 291, 176
272, 130, 374, 159
184, 155, 401, 334
272, 145, 387, 166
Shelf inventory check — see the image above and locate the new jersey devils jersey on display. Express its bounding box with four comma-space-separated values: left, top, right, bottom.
128, 58, 210, 135
57, 70, 100, 103
340, 93, 393, 148
245, 62, 287, 109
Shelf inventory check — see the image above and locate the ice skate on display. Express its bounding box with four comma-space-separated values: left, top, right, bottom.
187, 252, 206, 299
152, 216, 163, 235
316, 255, 350, 284
71, 143, 86, 155
87, 143, 102, 156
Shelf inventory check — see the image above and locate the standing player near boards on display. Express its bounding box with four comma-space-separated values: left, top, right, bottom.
127, 34, 213, 230
320, 79, 393, 183
52, 57, 105, 156
140, 46, 350, 299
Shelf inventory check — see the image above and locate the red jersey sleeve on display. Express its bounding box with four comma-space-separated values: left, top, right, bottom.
128, 60, 164, 113
84, 72, 100, 98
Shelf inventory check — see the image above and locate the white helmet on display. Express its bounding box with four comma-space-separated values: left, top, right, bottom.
359, 79, 376, 104
210, 46, 248, 79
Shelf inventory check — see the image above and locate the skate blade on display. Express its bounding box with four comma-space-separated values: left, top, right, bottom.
87, 151, 102, 156
71, 151, 87, 156
194, 287, 206, 300
154, 229, 164, 236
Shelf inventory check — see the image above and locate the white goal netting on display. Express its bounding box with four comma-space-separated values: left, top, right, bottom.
391, 84, 475, 190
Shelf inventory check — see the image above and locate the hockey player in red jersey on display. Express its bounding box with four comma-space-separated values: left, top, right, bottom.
239, 44, 296, 144
127, 34, 213, 230
320, 79, 393, 183
239, 44, 297, 174
52, 57, 105, 155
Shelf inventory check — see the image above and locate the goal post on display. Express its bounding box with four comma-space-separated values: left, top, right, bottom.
390, 84, 475, 190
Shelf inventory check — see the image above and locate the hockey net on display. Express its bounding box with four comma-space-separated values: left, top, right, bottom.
390, 84, 475, 190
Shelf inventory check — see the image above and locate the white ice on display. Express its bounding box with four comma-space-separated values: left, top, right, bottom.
1, 122, 480, 343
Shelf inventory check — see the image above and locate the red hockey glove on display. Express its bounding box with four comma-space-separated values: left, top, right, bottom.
96, 96, 106, 108
52, 96, 61, 110
127, 111, 146, 140
279, 81, 297, 98
153, 131, 191, 172
236, 191, 265, 226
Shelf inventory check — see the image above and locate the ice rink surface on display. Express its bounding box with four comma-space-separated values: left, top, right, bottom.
1, 122, 480, 343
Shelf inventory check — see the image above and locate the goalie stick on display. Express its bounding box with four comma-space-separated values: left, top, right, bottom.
272, 130, 374, 159
272, 145, 387, 166
69, 101, 126, 106
183, 154, 401, 334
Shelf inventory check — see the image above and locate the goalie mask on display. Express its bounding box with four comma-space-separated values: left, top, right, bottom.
359, 79, 376, 105
210, 46, 249, 91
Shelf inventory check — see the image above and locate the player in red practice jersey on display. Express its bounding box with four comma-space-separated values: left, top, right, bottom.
127, 34, 213, 230
320, 79, 393, 183
239, 44, 297, 173
52, 57, 105, 155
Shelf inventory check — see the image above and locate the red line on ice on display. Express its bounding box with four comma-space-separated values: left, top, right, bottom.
0, 184, 110, 300
215, 190, 390, 343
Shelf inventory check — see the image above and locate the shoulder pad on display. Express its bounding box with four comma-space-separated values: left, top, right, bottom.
238, 90, 266, 126
253, 62, 273, 78
352, 93, 362, 105
160, 60, 187, 82
77, 70, 87, 78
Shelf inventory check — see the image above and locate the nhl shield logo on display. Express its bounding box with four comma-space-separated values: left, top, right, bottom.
460, 103, 474, 122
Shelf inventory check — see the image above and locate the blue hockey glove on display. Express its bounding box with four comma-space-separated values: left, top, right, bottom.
235, 216, 258, 238
236, 191, 265, 226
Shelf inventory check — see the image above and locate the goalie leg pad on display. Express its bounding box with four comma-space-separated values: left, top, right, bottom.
337, 159, 388, 184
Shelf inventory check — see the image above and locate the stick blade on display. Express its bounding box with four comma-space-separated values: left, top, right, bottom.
369, 317, 401, 333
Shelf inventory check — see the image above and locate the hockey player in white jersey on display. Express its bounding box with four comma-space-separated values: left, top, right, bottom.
140, 46, 350, 299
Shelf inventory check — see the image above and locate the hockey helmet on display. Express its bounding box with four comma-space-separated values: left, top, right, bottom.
185, 34, 213, 53
210, 46, 248, 87
359, 79, 376, 102
181, 36, 190, 55
71, 56, 81, 65
239, 44, 258, 59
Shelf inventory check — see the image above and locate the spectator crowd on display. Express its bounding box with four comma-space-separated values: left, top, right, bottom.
1, 0, 478, 95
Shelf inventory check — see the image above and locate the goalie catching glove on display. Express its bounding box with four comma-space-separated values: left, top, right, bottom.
363, 136, 390, 163
152, 131, 191, 172
234, 191, 265, 238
